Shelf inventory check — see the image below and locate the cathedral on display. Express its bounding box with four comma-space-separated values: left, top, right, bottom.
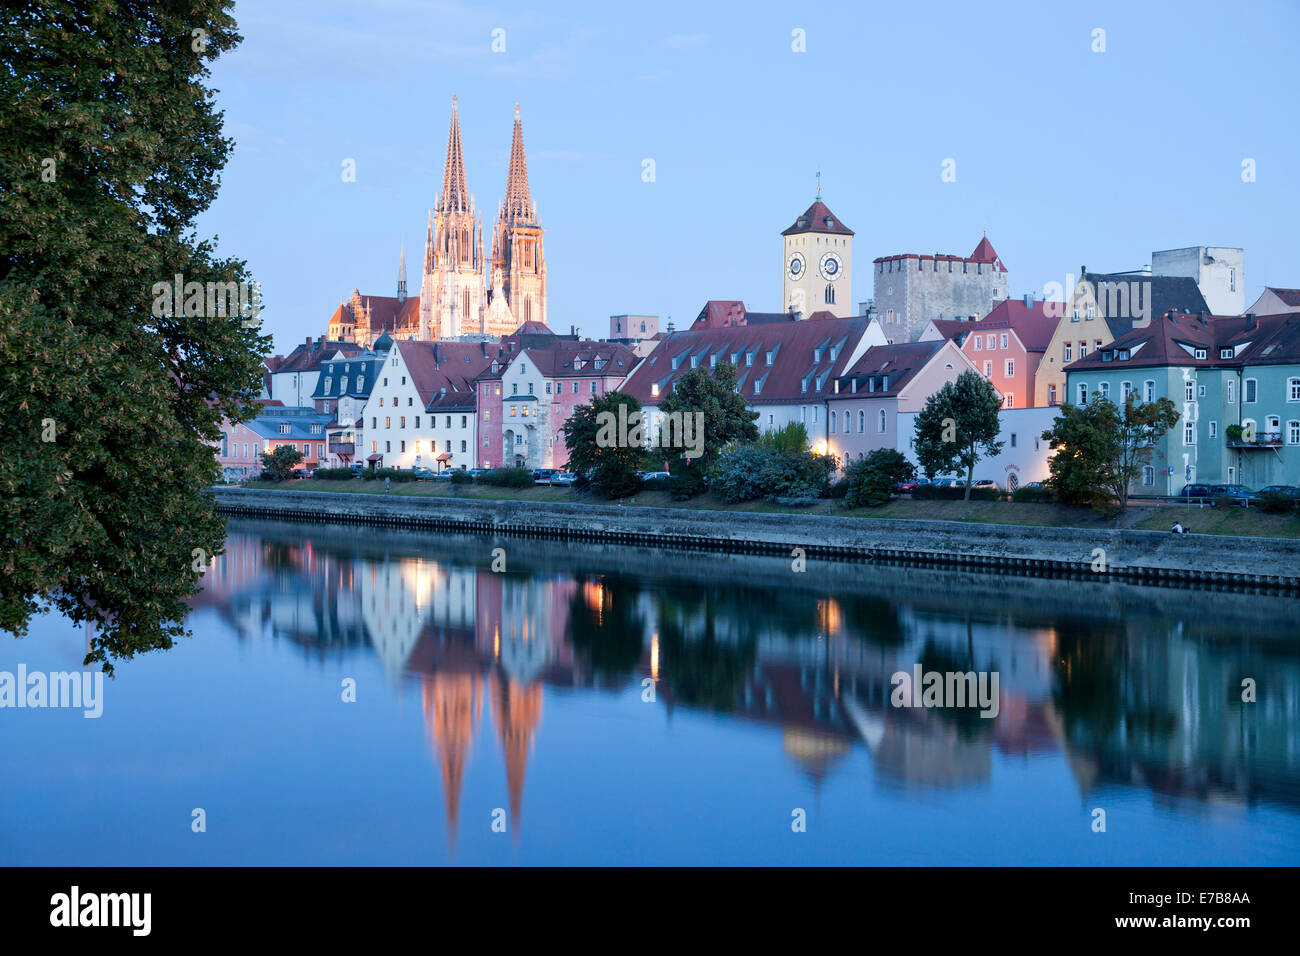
327, 97, 548, 346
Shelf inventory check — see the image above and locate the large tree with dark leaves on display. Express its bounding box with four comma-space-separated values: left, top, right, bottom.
0, 2, 268, 673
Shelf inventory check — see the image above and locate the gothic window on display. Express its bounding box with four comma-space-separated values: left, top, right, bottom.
824, 284, 835, 305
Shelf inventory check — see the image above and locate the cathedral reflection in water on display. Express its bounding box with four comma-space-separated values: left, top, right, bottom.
194, 520, 1300, 842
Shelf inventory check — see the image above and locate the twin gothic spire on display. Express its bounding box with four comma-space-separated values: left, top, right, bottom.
432, 96, 534, 226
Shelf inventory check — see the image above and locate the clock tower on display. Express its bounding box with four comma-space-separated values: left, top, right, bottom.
782, 194, 853, 318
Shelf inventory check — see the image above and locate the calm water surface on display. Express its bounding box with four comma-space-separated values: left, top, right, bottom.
3, 518, 1299, 865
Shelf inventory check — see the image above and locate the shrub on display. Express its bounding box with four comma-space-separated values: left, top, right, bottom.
827, 477, 850, 500
371, 468, 416, 482
913, 484, 999, 501
641, 475, 673, 492
449, 469, 472, 485
311, 467, 354, 481
1258, 491, 1296, 514
1012, 486, 1054, 503
668, 462, 709, 500
844, 449, 914, 509
711, 445, 836, 503
479, 466, 533, 488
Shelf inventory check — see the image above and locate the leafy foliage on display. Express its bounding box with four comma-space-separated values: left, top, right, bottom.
913, 371, 1004, 501
656, 362, 758, 488
478, 466, 533, 488
259, 445, 303, 482
844, 448, 915, 508
1041, 396, 1180, 513
562, 391, 644, 498
711, 444, 837, 503
0, 2, 268, 673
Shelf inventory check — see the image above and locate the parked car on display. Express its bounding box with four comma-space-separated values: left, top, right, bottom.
897, 479, 922, 492
466, 468, 488, 479
410, 466, 438, 480
1214, 484, 1260, 507
1022, 481, 1045, 489
934, 477, 966, 489
1258, 485, 1300, 499
430, 469, 454, 481
641, 471, 671, 481
969, 479, 999, 491
1179, 483, 1220, 501
533, 468, 560, 485
287, 467, 310, 479
551, 472, 577, 486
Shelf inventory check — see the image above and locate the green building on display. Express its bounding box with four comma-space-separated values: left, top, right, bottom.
1064, 312, 1300, 495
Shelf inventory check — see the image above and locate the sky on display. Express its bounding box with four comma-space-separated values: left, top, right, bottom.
199, 0, 1300, 355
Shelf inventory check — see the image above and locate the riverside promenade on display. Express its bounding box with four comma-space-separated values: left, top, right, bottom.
209, 487, 1300, 592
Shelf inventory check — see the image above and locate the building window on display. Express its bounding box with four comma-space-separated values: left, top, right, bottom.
1229, 268, 1236, 292
986, 334, 996, 350
829, 411, 837, 434
1183, 422, 1195, 445
385, 417, 390, 428
1142, 465, 1154, 486
1244, 378, 1257, 403
1063, 343, 1072, 362
1266, 415, 1280, 437
400, 441, 406, 453
1194, 348, 1207, 360
572, 382, 579, 394
1004, 394, 1014, 409
1005, 359, 1014, 377
973, 337, 982, 351
1078, 342, 1087, 358
1208, 421, 1217, 439
983, 361, 992, 378
800, 406, 806, 423
591, 381, 597, 394
1289, 421, 1300, 445
825, 284, 835, 305
1185, 381, 1195, 402
857, 410, 865, 433
400, 416, 406, 428
1078, 383, 1088, 404
1099, 382, 1110, 398
1048, 384, 1057, 405
878, 409, 886, 432
1121, 381, 1132, 401
1288, 377, 1300, 402
1226, 379, 1235, 403
1000, 334, 1008, 349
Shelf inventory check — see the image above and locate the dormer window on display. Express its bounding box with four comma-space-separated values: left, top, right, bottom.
310, 423, 323, 434
1101, 351, 1113, 362
813, 348, 823, 362
745, 352, 753, 366
278, 423, 290, 434
766, 351, 775, 366
1118, 349, 1130, 361
709, 354, 717, 368
1194, 348, 1207, 360
1221, 347, 1233, 359
690, 356, 699, 369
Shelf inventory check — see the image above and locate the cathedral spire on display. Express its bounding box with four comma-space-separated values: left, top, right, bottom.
397, 238, 407, 301
502, 102, 533, 224
423, 210, 434, 271
439, 95, 470, 214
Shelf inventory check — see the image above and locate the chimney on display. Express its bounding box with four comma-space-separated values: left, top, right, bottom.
305, 336, 313, 347
1246, 312, 1257, 330
1023, 293, 1033, 308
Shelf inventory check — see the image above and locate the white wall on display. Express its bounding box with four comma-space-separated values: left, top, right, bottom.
897, 406, 1057, 489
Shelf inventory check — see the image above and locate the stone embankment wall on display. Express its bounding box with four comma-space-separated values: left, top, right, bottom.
209, 487, 1300, 591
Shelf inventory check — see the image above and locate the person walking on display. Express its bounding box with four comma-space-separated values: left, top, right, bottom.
384, 476, 390, 495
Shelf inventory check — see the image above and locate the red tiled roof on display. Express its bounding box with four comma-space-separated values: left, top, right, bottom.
621, 315, 874, 405
1066, 312, 1300, 371
1266, 288, 1300, 307
873, 235, 1007, 273
970, 299, 1063, 351
781, 200, 853, 237
522, 341, 638, 378
969, 236, 1000, 263
329, 295, 422, 337
395, 340, 495, 410
831, 340, 946, 398
273, 338, 364, 374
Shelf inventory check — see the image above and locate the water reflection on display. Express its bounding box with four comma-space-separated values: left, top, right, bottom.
196, 519, 1300, 844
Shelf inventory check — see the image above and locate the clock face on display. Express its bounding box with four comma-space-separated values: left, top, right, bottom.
788, 252, 805, 280
820, 252, 843, 281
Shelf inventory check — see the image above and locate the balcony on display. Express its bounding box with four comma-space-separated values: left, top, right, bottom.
1225, 430, 1282, 449
328, 440, 355, 456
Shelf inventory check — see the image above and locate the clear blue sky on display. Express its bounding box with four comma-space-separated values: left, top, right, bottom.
201, 0, 1300, 354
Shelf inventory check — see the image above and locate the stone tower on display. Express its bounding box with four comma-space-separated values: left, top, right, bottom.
488, 103, 547, 335
420, 96, 487, 339
782, 193, 854, 319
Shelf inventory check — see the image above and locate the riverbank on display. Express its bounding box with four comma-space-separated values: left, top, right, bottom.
234, 477, 1300, 536
209, 486, 1300, 591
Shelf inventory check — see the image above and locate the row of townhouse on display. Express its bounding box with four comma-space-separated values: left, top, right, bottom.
218, 403, 334, 478
1066, 311, 1300, 495
621, 302, 1057, 488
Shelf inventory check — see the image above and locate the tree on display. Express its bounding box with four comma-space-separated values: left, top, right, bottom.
913, 371, 1004, 501
1042, 395, 1180, 513
562, 391, 643, 498
845, 448, 915, 508
1, 4, 269, 673
656, 362, 758, 498
260, 445, 303, 482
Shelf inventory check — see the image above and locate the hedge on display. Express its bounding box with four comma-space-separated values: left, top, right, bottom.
478, 466, 534, 488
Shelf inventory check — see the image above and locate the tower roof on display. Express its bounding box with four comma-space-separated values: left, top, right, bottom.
502, 103, 534, 224
969, 235, 1001, 263
782, 200, 853, 237
438, 96, 470, 213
